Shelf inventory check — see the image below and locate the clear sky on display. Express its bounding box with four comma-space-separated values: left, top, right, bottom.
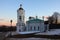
0, 0, 60, 26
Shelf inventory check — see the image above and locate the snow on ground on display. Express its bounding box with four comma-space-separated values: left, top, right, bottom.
36, 29, 60, 35
17, 31, 40, 34
11, 29, 60, 35
11, 31, 40, 35
6, 38, 58, 40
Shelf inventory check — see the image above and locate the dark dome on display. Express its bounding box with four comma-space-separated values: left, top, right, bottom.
19, 8, 24, 10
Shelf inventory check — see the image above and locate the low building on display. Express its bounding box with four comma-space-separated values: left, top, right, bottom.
25, 16, 45, 32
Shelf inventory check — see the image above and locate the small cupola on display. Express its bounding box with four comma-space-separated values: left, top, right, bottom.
19, 4, 24, 10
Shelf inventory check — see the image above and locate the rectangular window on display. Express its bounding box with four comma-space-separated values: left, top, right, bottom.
23, 16, 24, 20
34, 26, 35, 31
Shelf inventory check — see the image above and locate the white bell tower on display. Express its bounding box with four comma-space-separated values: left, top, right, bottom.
16, 4, 25, 32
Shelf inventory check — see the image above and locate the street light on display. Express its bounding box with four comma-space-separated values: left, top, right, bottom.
10, 20, 13, 36
10, 20, 12, 27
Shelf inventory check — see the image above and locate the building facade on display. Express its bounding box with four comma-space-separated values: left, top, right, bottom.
26, 16, 45, 32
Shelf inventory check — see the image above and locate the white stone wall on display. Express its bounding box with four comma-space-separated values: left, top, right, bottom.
26, 22, 45, 32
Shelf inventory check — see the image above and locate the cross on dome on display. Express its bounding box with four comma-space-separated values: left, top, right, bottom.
19, 4, 24, 10
20, 4, 22, 8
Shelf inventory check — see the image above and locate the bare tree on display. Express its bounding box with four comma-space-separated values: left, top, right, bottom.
52, 12, 59, 24
48, 16, 54, 24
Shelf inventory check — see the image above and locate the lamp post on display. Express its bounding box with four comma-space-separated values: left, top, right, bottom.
10, 20, 12, 27
10, 20, 13, 36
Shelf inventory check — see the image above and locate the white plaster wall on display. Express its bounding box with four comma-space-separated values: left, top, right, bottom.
16, 8, 25, 32
26, 22, 44, 32
17, 10, 25, 23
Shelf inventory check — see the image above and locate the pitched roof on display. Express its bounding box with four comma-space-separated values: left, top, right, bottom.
27, 19, 44, 23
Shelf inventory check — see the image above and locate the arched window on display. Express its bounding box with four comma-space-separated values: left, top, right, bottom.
24, 27, 26, 31
30, 26, 32, 31
38, 26, 39, 31
19, 29, 21, 32
19, 16, 22, 21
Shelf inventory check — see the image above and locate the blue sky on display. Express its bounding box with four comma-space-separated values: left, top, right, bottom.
0, 0, 60, 25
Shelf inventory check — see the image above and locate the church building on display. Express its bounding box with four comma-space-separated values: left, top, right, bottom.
16, 4, 48, 33
26, 16, 45, 32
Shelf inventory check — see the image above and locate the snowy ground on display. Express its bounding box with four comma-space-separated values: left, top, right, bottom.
11, 29, 60, 35
36, 29, 60, 35
17, 31, 40, 34
11, 31, 40, 35
6, 38, 60, 40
